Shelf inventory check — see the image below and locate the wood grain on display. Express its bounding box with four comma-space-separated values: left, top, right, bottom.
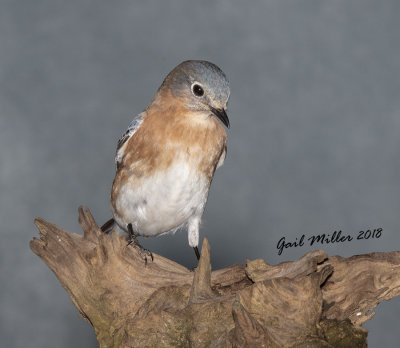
30, 207, 399, 347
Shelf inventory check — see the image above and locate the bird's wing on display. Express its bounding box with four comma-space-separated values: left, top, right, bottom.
115, 113, 144, 164
216, 146, 227, 169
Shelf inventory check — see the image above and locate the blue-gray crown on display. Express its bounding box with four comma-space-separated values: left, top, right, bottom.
159, 60, 230, 127
163, 60, 229, 108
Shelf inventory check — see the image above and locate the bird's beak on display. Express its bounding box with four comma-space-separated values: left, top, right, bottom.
210, 107, 230, 128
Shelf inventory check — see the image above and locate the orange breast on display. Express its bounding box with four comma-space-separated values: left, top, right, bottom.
111, 93, 227, 212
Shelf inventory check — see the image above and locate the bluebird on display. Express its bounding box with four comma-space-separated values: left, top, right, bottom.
101, 60, 230, 262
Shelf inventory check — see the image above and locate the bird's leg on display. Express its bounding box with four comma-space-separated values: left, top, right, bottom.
188, 217, 201, 261
193, 246, 200, 260
127, 223, 154, 264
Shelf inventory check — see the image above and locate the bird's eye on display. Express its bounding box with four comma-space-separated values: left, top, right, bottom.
192, 83, 204, 97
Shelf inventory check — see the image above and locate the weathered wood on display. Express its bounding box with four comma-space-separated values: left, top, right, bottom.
30, 207, 400, 347
319, 252, 400, 326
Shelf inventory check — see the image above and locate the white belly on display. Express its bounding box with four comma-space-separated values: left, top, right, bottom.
113, 160, 210, 236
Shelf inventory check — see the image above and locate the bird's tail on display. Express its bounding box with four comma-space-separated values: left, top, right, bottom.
100, 218, 115, 234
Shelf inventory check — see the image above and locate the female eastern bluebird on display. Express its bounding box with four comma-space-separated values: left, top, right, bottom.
101, 60, 230, 262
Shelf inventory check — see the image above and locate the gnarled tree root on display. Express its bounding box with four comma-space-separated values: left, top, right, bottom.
30, 207, 400, 347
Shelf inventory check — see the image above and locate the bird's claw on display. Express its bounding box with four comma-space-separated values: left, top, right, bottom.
138, 246, 154, 265
127, 224, 154, 265
127, 240, 154, 264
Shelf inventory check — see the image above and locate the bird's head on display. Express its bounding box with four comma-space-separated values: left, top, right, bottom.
159, 60, 230, 128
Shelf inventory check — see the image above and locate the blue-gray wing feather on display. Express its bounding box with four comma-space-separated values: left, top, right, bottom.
115, 113, 144, 164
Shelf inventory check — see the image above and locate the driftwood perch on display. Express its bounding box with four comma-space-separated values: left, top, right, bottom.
30, 207, 400, 347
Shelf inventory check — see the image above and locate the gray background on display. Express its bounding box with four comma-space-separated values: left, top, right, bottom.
1, 0, 399, 347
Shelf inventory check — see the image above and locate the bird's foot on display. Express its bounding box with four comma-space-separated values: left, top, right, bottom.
127, 223, 154, 265
128, 239, 154, 265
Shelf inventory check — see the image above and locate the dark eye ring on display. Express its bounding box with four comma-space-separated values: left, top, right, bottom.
192, 83, 204, 97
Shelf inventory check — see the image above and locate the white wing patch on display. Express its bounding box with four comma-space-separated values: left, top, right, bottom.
115, 113, 144, 164
216, 147, 226, 169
